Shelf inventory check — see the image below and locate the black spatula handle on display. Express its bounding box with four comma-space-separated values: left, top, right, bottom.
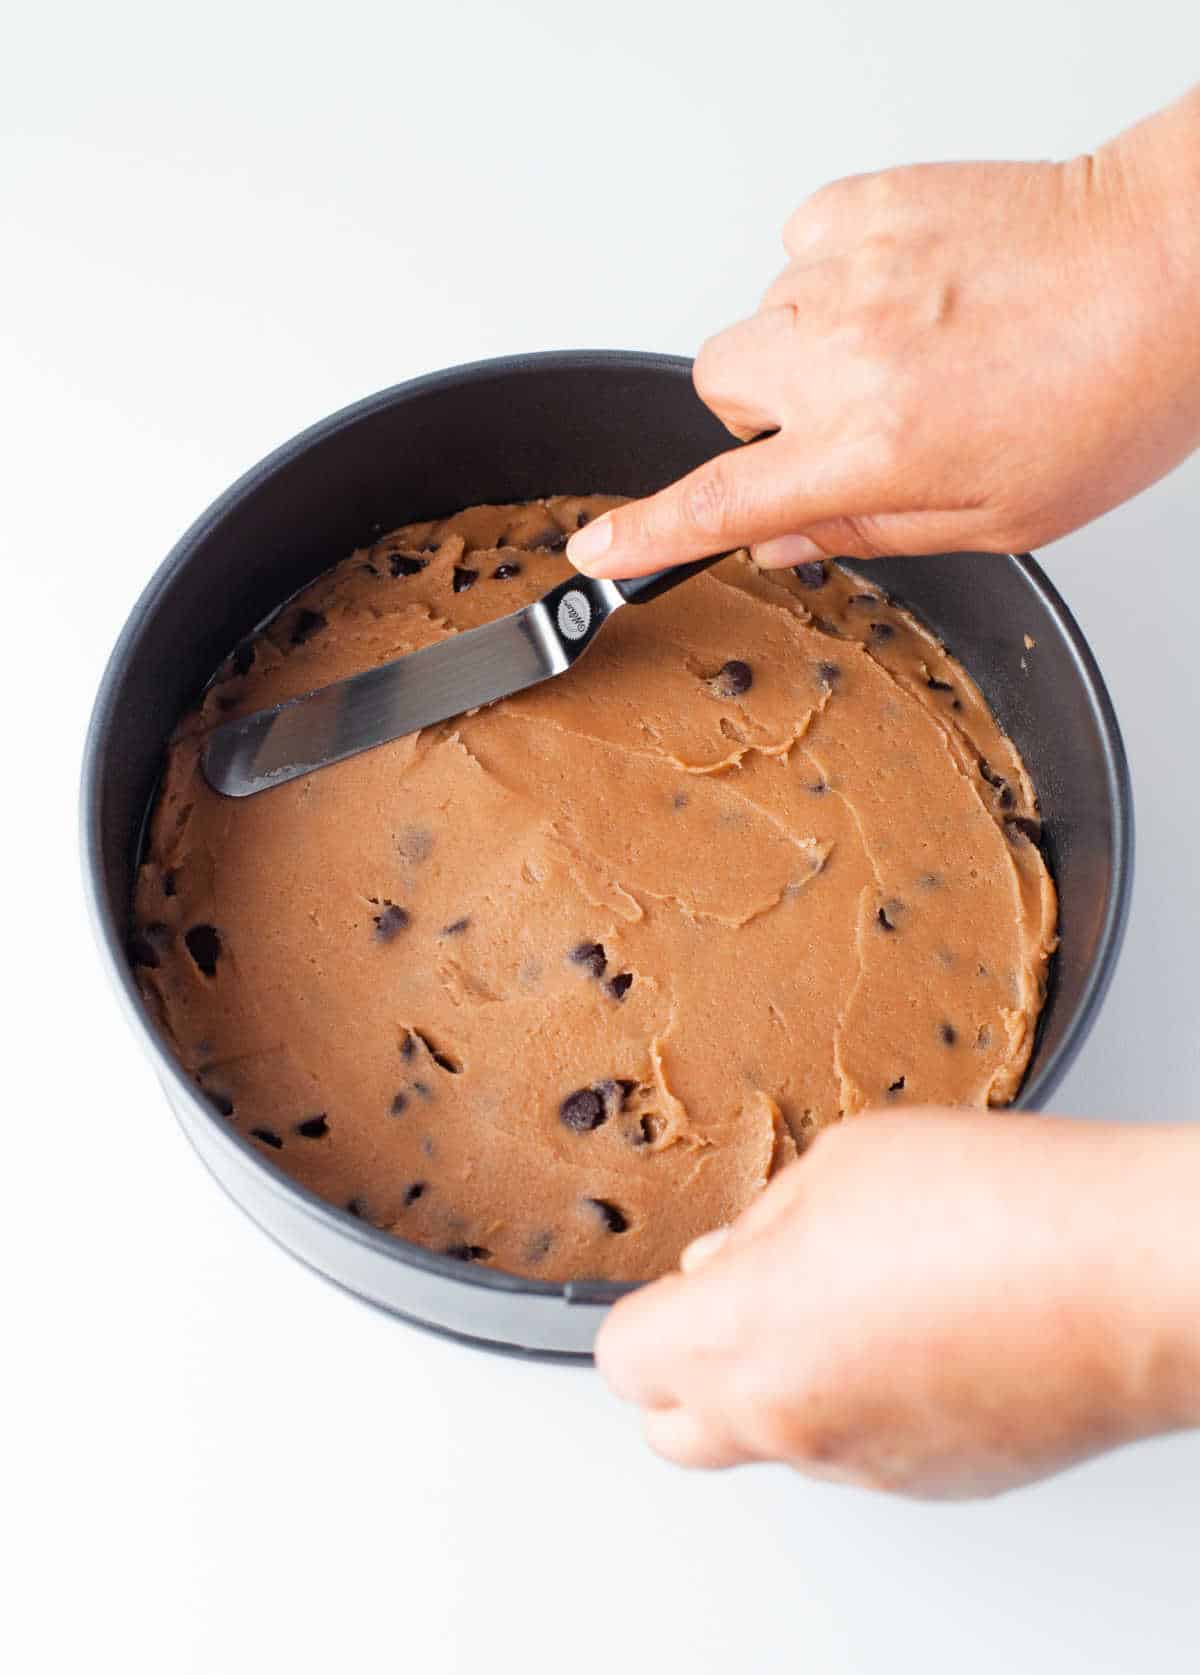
613, 550, 734, 604
610, 430, 774, 606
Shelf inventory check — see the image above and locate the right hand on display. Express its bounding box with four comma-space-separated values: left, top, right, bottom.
567, 91, 1200, 581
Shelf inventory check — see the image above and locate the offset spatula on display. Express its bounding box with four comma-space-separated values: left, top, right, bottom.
202, 551, 731, 798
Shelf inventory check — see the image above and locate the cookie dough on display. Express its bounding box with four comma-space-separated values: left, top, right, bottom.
132, 497, 1057, 1283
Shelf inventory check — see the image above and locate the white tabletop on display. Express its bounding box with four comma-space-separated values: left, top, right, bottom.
6, 3, 1199, 1669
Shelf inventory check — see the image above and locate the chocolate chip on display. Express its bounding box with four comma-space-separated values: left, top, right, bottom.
711, 659, 753, 697
346, 1197, 366, 1219
560, 1088, 607, 1132
184, 924, 222, 976
390, 1092, 408, 1115
413, 1029, 461, 1074
533, 526, 568, 551
1005, 815, 1043, 845
402, 1181, 426, 1207
442, 917, 470, 936
412, 1080, 432, 1099
527, 1229, 554, 1261
295, 1114, 329, 1138
493, 562, 521, 580
594, 1079, 637, 1126
373, 903, 410, 941
452, 566, 478, 593
807, 779, 827, 795
162, 870, 177, 898
576, 510, 591, 528
389, 553, 429, 578
607, 973, 633, 1001
672, 791, 689, 810
289, 609, 327, 646
818, 661, 841, 687
887, 1076, 906, 1094
250, 1126, 283, 1149
869, 621, 895, 642
980, 760, 1016, 809
399, 1032, 416, 1060
877, 907, 897, 932
585, 1198, 629, 1234
129, 922, 171, 968
593, 1078, 638, 1111
926, 674, 955, 693
940, 1023, 958, 1046
206, 1089, 235, 1117
570, 941, 607, 979
443, 1242, 490, 1262
232, 641, 256, 676
792, 560, 827, 589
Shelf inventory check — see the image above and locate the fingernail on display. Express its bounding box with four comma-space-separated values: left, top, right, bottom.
679, 1227, 731, 1273
751, 534, 824, 570
566, 513, 614, 575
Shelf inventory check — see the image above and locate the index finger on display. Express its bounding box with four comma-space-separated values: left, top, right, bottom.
564, 429, 870, 581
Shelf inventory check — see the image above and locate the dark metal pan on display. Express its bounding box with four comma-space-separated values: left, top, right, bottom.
80, 351, 1134, 1358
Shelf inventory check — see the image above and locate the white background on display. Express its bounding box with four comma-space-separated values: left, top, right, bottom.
5, 3, 1199, 1670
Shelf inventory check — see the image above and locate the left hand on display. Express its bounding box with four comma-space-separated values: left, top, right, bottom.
594, 1108, 1200, 1498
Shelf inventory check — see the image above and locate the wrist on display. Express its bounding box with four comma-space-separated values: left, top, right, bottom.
1056, 86, 1200, 492
1094, 87, 1200, 358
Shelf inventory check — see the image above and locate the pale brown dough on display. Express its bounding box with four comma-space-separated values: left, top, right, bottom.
132, 497, 1057, 1283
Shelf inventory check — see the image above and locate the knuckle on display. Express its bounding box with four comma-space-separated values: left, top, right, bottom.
785, 166, 914, 255
835, 514, 890, 561
784, 175, 854, 250
862, 167, 899, 209
691, 331, 729, 406
679, 463, 737, 540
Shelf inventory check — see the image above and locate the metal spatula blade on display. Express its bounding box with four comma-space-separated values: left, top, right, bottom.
201, 477, 761, 797
202, 573, 632, 797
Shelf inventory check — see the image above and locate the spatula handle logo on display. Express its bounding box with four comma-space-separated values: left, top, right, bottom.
556, 590, 592, 640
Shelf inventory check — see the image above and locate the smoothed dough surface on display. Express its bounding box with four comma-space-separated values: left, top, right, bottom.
133, 497, 1057, 1282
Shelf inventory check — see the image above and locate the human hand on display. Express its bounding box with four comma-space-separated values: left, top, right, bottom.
594, 1110, 1200, 1498
567, 89, 1200, 580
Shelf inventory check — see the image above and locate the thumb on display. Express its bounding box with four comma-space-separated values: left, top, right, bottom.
565, 433, 862, 581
